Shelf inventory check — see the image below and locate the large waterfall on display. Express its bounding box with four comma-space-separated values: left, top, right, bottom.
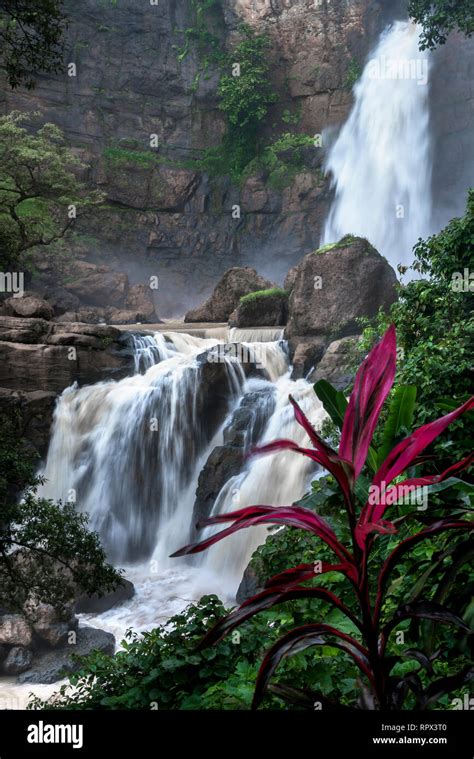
322, 21, 433, 269
38, 330, 325, 640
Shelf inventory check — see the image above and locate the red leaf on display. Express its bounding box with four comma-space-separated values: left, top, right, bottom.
370, 453, 474, 524
252, 426, 354, 511
252, 624, 372, 708
198, 586, 363, 649
339, 325, 397, 478
265, 560, 358, 588
374, 520, 474, 625
170, 504, 354, 564
372, 396, 474, 492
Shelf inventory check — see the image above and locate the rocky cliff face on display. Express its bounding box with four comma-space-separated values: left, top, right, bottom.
1, 1, 472, 316
0, 0, 398, 315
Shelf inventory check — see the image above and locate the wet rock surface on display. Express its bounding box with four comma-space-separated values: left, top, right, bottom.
185, 268, 276, 323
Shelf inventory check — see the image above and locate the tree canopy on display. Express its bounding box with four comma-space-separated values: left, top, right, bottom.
0, 0, 65, 89
408, 0, 474, 50
0, 112, 103, 269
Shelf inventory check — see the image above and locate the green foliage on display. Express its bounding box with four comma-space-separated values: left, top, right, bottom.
217, 25, 277, 131
0, 415, 122, 615
281, 107, 301, 125
30, 594, 355, 710
357, 191, 474, 459
0, 111, 104, 269
0, 0, 65, 89
103, 146, 158, 167
345, 57, 362, 89
174, 0, 224, 70
241, 132, 315, 189
408, 0, 474, 50
314, 235, 358, 254
239, 287, 288, 305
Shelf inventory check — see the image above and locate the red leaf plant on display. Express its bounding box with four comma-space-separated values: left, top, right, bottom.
172, 325, 474, 709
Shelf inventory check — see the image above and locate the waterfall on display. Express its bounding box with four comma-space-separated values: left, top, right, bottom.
130, 332, 172, 374
40, 332, 246, 564
322, 21, 433, 269
37, 329, 327, 639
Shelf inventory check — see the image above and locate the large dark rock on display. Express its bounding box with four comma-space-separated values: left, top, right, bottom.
191, 387, 276, 534
285, 237, 397, 342
185, 268, 276, 323
0, 317, 135, 393
17, 626, 115, 684
309, 335, 361, 390
0, 388, 57, 460
4, 295, 54, 321
236, 565, 264, 605
3, 646, 33, 675
75, 579, 135, 614
63, 263, 129, 309
228, 290, 288, 328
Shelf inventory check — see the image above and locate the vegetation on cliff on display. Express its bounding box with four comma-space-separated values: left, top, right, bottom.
0, 112, 104, 269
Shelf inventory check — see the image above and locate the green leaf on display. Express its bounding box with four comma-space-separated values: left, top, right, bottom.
378, 385, 417, 465
313, 379, 347, 430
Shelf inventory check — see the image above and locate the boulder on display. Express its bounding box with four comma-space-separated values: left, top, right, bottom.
25, 602, 77, 649
55, 307, 108, 324
125, 283, 158, 322
4, 295, 54, 321
0, 615, 33, 647
3, 646, 33, 675
228, 289, 288, 328
43, 286, 81, 316
0, 318, 134, 393
75, 579, 135, 614
236, 565, 264, 605
184, 267, 276, 323
285, 236, 397, 341
191, 387, 276, 534
310, 335, 361, 390
17, 626, 115, 684
289, 336, 326, 380
64, 264, 129, 309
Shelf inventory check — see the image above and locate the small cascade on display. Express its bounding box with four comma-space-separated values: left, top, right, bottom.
130, 332, 172, 374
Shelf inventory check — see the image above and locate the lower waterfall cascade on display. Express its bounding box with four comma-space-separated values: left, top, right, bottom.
37, 329, 325, 644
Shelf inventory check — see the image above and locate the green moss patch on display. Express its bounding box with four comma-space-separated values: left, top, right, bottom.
239, 287, 288, 305
314, 235, 359, 254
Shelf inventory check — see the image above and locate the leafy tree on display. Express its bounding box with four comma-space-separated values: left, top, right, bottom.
0, 111, 104, 269
0, 413, 122, 617
408, 0, 474, 50
0, 0, 66, 90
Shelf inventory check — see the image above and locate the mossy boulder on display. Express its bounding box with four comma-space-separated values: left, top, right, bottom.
285, 236, 397, 341
228, 288, 288, 327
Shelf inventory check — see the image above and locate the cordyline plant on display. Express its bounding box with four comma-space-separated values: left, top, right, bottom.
172, 325, 474, 709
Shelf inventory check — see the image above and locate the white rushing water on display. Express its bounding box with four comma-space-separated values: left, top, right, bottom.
322, 21, 433, 269
36, 330, 325, 648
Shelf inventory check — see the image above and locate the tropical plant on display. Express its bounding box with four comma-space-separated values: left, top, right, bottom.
173, 325, 473, 709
